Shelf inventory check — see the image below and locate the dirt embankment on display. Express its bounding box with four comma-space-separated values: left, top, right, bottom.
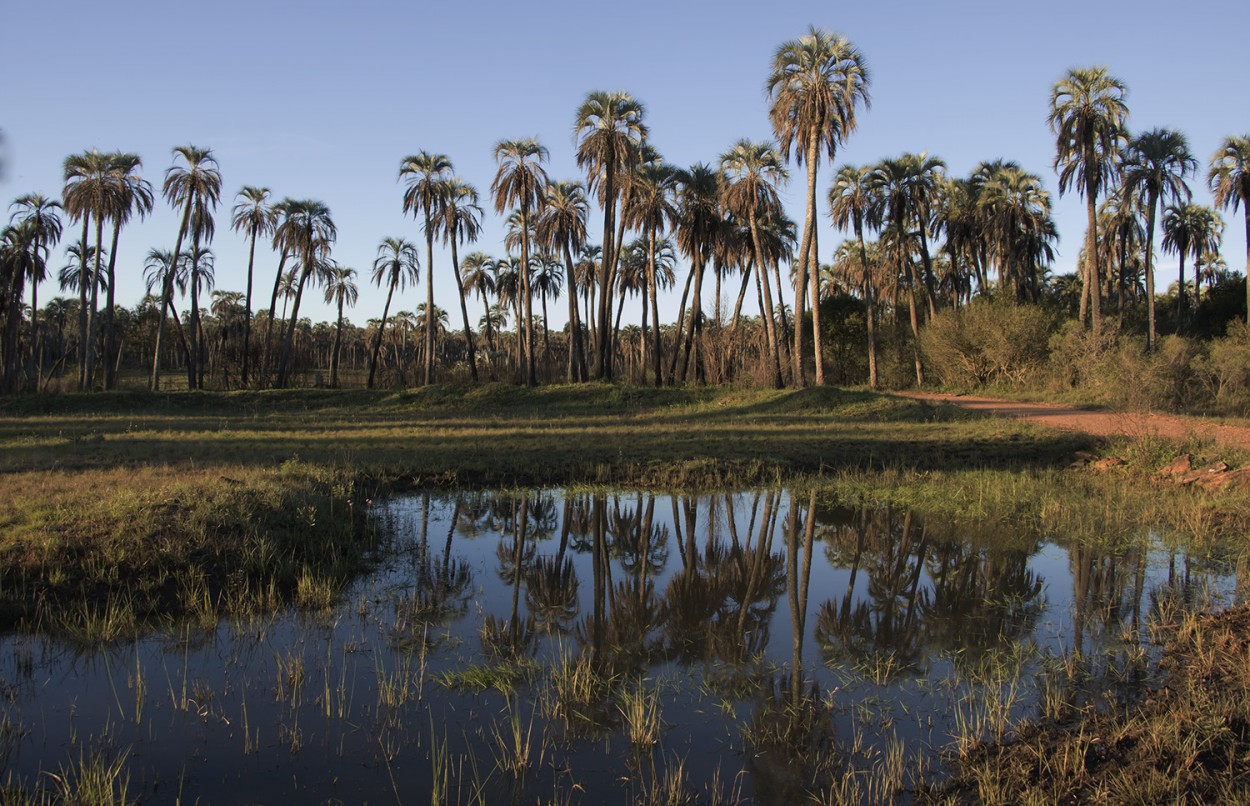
897, 392, 1250, 453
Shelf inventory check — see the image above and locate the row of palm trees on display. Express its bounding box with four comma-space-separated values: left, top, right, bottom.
2, 30, 1249, 395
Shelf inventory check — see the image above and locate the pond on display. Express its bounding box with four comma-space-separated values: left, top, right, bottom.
0, 489, 1241, 803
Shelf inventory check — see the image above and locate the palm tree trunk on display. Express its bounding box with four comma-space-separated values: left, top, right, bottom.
857, 222, 877, 389
792, 137, 817, 389
594, 161, 616, 380
678, 255, 707, 384
667, 264, 694, 384
1244, 210, 1250, 328
424, 211, 436, 385
448, 238, 477, 382
519, 207, 536, 387
561, 244, 585, 383
809, 213, 826, 385
242, 229, 257, 386
646, 226, 662, 388
907, 262, 924, 386
1085, 176, 1102, 340
277, 257, 310, 388
76, 217, 89, 390
331, 295, 344, 387
1177, 248, 1188, 332
261, 249, 289, 387
152, 202, 192, 391
187, 231, 202, 390
103, 221, 122, 390
771, 258, 793, 377
749, 206, 783, 388
28, 279, 39, 393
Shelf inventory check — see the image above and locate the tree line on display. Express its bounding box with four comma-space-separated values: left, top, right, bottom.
2, 28, 1247, 394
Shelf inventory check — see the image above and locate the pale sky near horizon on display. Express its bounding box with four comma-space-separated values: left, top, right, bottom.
3, 0, 1247, 329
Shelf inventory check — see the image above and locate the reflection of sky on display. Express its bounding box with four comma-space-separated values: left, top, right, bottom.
0, 489, 1239, 803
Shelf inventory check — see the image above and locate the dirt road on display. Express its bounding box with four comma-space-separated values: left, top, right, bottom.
897, 392, 1250, 453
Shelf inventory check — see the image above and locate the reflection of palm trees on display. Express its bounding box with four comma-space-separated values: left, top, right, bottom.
391, 494, 473, 650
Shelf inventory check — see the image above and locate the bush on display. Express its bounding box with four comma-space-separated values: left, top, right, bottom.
919, 299, 1057, 387
1208, 321, 1250, 415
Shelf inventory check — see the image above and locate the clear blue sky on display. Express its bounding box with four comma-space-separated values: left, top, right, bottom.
4, 0, 1247, 329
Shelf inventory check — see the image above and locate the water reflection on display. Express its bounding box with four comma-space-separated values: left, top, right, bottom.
0, 488, 1240, 805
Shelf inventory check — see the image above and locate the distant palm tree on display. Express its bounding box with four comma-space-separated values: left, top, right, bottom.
399, 151, 453, 385
274, 200, 335, 388
673, 163, 724, 385
828, 164, 881, 388
1049, 67, 1128, 339
460, 251, 498, 359
721, 140, 788, 388
532, 253, 563, 355
323, 264, 358, 387
180, 245, 215, 387
100, 153, 153, 389
574, 91, 648, 380
8, 194, 62, 390
1, 223, 41, 391
977, 163, 1056, 302
369, 237, 419, 388
1208, 136, 1250, 326
153, 145, 221, 390
1122, 129, 1196, 350
622, 165, 678, 385
260, 197, 297, 384
767, 27, 870, 387
1163, 204, 1223, 321
536, 180, 591, 381
62, 150, 113, 389
231, 186, 276, 385
434, 177, 483, 381
491, 139, 549, 386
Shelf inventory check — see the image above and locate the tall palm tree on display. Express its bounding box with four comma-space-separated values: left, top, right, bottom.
274, 199, 335, 388
491, 139, 549, 386
977, 163, 1056, 302
673, 163, 724, 385
1122, 129, 1196, 350
1162, 204, 1223, 322
369, 237, 419, 388
62, 150, 113, 390
260, 197, 296, 385
1, 223, 39, 392
399, 151, 453, 385
9, 194, 62, 390
767, 27, 870, 387
323, 263, 358, 387
434, 177, 483, 381
180, 245, 215, 388
1208, 136, 1250, 327
828, 164, 881, 388
536, 180, 591, 382
720, 141, 788, 388
142, 247, 190, 372
153, 145, 221, 390
622, 165, 678, 386
99, 153, 153, 389
1049, 66, 1128, 340
231, 186, 276, 385
574, 91, 648, 380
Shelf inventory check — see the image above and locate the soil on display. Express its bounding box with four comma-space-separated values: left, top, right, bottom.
896, 391, 1250, 453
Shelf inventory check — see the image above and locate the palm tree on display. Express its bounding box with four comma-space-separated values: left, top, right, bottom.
8, 194, 62, 390
1049, 67, 1129, 340
231, 186, 276, 385
62, 150, 113, 390
622, 165, 679, 386
828, 164, 881, 388
153, 145, 221, 390
260, 197, 297, 384
977, 163, 1057, 302
1208, 136, 1250, 327
532, 253, 564, 356
491, 139, 549, 386
1162, 204, 1223, 323
721, 141, 788, 388
274, 200, 335, 388
460, 251, 498, 360
99, 153, 153, 389
1, 224, 39, 392
434, 178, 483, 381
673, 163, 725, 385
142, 247, 190, 372
399, 151, 453, 385
536, 180, 591, 382
180, 245, 216, 388
323, 263, 358, 387
574, 91, 648, 380
369, 237, 419, 388
1122, 129, 1196, 350
767, 27, 870, 387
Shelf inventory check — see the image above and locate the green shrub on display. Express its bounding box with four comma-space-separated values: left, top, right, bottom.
920, 299, 1057, 387
1208, 321, 1250, 415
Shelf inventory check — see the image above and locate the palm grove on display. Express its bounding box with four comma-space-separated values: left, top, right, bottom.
2, 29, 1248, 403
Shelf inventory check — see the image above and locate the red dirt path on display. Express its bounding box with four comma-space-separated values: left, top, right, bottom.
895, 392, 1250, 453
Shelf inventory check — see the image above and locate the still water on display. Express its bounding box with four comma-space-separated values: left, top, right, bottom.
0, 490, 1240, 803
